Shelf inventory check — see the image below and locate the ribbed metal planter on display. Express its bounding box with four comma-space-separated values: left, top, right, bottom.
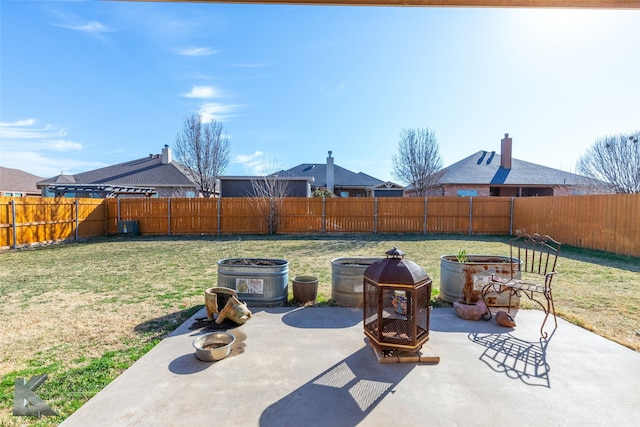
439, 255, 521, 308
331, 257, 383, 307
217, 258, 289, 306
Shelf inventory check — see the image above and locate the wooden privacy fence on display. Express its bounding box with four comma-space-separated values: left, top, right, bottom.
513, 193, 640, 258
0, 197, 105, 249
1, 194, 639, 257
107, 196, 514, 236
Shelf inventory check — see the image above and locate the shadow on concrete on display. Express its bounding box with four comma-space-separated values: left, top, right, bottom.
167, 353, 212, 375
259, 342, 418, 427
281, 306, 362, 329
429, 307, 508, 334
468, 330, 554, 388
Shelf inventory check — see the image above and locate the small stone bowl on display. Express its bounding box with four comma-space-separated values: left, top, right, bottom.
193, 332, 236, 362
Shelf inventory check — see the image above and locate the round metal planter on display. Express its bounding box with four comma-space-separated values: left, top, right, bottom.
331, 257, 383, 307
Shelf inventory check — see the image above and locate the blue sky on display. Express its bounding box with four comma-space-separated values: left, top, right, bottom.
1, 2, 638, 183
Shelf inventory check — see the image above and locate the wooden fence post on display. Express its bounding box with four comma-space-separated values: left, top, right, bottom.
75, 199, 79, 242
510, 197, 514, 236
373, 198, 378, 234
11, 199, 17, 249
469, 197, 473, 235
424, 198, 428, 235
104, 199, 108, 236
322, 197, 326, 234
217, 197, 221, 236
168, 198, 171, 236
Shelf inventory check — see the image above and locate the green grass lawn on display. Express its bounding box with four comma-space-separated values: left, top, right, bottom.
1, 234, 639, 426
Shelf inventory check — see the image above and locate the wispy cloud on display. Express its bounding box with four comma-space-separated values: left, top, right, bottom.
0, 119, 86, 176
0, 119, 66, 140
52, 16, 117, 42
182, 86, 221, 99
0, 150, 105, 178
233, 152, 285, 175
57, 20, 116, 34
175, 46, 219, 56
199, 102, 239, 123
316, 81, 348, 99
181, 84, 239, 122
51, 140, 83, 152
234, 151, 265, 175
0, 118, 36, 127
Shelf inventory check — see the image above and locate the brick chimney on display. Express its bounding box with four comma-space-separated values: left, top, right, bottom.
500, 133, 512, 169
162, 144, 172, 164
326, 151, 334, 194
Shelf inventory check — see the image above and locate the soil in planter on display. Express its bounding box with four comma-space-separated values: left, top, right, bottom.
221, 259, 284, 266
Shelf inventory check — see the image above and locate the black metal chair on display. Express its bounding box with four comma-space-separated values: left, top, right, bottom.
481, 233, 562, 338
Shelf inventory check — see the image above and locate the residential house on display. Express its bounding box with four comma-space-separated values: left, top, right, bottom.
218, 176, 315, 197
0, 166, 44, 197
37, 145, 199, 198
366, 182, 406, 198
409, 134, 597, 197
281, 151, 403, 197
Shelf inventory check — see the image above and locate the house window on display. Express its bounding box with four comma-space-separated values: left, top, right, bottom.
456, 190, 478, 197
340, 191, 349, 197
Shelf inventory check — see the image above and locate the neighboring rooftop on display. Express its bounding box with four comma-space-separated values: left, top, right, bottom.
36, 146, 199, 197
0, 166, 44, 196
283, 163, 384, 188
438, 150, 588, 186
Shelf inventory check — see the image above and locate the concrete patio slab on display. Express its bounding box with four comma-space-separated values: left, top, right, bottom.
61, 307, 640, 426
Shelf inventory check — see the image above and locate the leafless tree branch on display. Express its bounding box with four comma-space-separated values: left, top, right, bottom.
249, 161, 293, 234
392, 127, 443, 197
174, 114, 231, 197
577, 131, 640, 193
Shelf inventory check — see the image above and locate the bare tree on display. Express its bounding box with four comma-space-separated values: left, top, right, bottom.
249, 162, 294, 234
577, 131, 640, 194
174, 113, 231, 197
392, 127, 443, 197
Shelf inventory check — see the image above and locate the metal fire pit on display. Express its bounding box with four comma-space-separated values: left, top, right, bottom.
363, 247, 438, 363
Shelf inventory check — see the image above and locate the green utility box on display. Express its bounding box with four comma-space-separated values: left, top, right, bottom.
117, 220, 139, 236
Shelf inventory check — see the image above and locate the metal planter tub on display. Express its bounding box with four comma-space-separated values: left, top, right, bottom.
331, 257, 383, 307
439, 255, 522, 308
217, 258, 289, 306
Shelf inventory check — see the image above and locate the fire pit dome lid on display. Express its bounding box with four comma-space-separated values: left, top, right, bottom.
363, 247, 430, 285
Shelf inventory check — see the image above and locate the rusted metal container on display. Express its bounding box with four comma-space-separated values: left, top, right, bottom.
439, 255, 521, 308
292, 275, 319, 304
363, 248, 432, 352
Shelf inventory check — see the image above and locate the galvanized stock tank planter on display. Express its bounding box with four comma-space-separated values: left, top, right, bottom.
439, 254, 521, 308
217, 258, 289, 306
331, 257, 383, 307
